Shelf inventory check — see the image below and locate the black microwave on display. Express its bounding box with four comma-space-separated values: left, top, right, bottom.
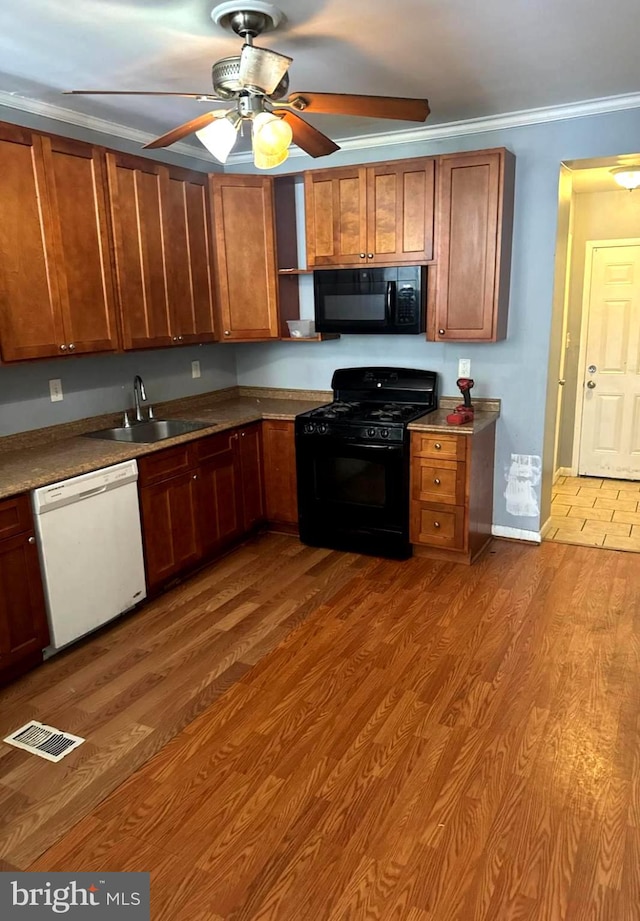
313, 265, 426, 335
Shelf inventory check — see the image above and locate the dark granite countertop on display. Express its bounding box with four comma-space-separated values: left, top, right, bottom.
0, 387, 500, 500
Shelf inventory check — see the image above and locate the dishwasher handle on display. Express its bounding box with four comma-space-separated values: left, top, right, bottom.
32, 460, 139, 514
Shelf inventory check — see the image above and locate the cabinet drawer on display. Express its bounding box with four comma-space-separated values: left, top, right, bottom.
0, 494, 33, 540
195, 429, 236, 463
137, 445, 193, 487
412, 458, 466, 505
410, 502, 466, 550
411, 432, 466, 461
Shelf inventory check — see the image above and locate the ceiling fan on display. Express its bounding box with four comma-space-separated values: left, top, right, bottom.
65, 1, 430, 168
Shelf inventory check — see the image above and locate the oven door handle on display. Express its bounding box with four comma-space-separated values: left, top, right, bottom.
350, 443, 400, 451
385, 281, 396, 323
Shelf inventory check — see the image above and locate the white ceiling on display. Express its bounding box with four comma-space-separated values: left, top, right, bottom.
1, 0, 640, 158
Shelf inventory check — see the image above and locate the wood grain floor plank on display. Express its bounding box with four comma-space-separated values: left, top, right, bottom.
0, 535, 636, 918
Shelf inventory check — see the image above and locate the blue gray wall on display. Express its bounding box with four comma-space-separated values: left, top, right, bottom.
0, 344, 237, 434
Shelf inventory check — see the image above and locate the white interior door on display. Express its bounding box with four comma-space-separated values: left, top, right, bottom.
578, 243, 640, 479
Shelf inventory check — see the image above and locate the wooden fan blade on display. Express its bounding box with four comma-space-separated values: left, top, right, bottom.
278, 111, 340, 158
143, 111, 227, 149
287, 92, 430, 122
64, 90, 219, 99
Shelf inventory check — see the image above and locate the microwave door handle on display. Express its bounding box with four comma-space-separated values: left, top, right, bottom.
386, 281, 396, 322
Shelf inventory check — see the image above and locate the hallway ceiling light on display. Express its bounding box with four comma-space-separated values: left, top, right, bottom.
611, 166, 640, 190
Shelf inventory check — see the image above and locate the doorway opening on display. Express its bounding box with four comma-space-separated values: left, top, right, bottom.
543, 153, 640, 551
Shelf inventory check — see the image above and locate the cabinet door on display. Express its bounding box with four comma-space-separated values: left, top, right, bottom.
433, 149, 514, 342
196, 432, 244, 556
366, 158, 435, 263
262, 420, 298, 526
0, 124, 65, 361
0, 530, 49, 679
44, 136, 119, 355
163, 166, 217, 344
106, 152, 172, 350
238, 423, 265, 531
140, 473, 200, 591
304, 167, 367, 267
210, 174, 279, 340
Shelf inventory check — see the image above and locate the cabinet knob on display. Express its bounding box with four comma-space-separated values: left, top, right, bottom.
241, 432, 246, 437
224, 330, 231, 336
359, 253, 366, 258
434, 442, 442, 450
438, 329, 445, 336
192, 474, 198, 480
59, 344, 67, 351
68, 343, 75, 351
434, 478, 441, 485
367, 253, 373, 259
434, 522, 441, 529
172, 336, 177, 342
28, 536, 36, 544
178, 336, 183, 341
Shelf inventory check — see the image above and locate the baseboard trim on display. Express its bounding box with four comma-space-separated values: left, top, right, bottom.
492, 525, 542, 544
556, 466, 575, 478
540, 517, 554, 539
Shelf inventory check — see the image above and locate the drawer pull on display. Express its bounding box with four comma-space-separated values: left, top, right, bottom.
438, 329, 445, 335
434, 442, 442, 450
434, 521, 441, 529
434, 478, 441, 485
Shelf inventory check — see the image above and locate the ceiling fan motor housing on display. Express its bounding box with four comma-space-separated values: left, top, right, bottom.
211, 56, 289, 99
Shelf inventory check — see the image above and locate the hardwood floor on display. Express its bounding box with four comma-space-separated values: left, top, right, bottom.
1, 533, 639, 919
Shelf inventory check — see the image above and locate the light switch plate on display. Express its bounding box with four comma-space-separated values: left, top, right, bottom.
191, 360, 201, 379
49, 379, 63, 402
458, 358, 471, 378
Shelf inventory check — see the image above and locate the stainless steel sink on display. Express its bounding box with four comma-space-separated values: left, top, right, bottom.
84, 419, 213, 444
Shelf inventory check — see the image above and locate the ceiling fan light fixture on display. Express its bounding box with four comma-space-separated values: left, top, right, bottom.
252, 111, 292, 158
196, 111, 241, 163
611, 166, 640, 190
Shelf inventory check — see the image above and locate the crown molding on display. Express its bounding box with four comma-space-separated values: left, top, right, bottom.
0, 91, 214, 163
1, 88, 639, 168
228, 91, 640, 164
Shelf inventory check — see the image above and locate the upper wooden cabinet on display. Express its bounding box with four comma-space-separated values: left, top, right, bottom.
0, 125, 119, 362
304, 158, 435, 268
431, 148, 515, 342
106, 152, 216, 350
209, 174, 279, 341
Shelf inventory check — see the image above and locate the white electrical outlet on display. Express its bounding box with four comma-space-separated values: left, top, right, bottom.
49, 379, 63, 402
191, 360, 201, 379
458, 358, 471, 378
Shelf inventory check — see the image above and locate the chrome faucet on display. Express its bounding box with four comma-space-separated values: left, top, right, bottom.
133, 375, 152, 422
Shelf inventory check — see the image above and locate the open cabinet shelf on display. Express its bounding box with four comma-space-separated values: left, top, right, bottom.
274, 175, 339, 344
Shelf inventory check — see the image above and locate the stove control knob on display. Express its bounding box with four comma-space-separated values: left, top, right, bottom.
317, 423, 328, 434
367, 427, 376, 438
304, 422, 316, 434
380, 428, 390, 438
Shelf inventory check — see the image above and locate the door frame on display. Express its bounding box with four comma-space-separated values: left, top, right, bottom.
571, 237, 640, 475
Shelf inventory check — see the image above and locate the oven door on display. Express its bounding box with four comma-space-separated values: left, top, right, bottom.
296, 433, 410, 558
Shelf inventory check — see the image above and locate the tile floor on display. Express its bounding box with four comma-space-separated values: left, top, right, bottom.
546, 475, 640, 551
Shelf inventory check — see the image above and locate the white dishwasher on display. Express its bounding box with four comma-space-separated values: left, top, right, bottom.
32, 459, 147, 655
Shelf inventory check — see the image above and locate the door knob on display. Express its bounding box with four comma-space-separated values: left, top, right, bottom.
586, 381, 596, 389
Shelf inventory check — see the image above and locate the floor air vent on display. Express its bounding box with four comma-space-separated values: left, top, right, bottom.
3, 721, 85, 762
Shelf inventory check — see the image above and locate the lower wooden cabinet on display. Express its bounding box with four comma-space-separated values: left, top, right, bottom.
410, 422, 496, 563
195, 431, 244, 557
138, 425, 267, 592
238, 423, 265, 531
0, 494, 49, 685
262, 420, 299, 531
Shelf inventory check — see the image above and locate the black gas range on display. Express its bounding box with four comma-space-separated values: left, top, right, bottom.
295, 367, 438, 559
